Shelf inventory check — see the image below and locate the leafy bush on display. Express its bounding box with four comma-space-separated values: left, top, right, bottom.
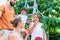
14, 0, 60, 40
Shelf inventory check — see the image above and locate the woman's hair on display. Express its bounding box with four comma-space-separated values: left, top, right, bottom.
10, 17, 21, 28
33, 13, 40, 22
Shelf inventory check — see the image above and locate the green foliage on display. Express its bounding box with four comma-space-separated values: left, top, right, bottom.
14, 0, 60, 40
37, 0, 60, 40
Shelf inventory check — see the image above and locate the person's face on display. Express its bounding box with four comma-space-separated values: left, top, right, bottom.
10, 0, 16, 6
18, 22, 23, 28
33, 15, 39, 23
21, 10, 26, 14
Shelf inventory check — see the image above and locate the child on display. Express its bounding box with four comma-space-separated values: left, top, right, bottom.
28, 13, 47, 40
10, 17, 28, 40
17, 8, 28, 26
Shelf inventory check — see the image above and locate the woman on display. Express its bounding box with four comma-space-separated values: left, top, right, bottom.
10, 17, 28, 40
28, 13, 47, 40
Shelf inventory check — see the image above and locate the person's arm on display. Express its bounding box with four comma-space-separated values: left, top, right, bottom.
0, 5, 5, 18
28, 22, 36, 34
43, 30, 47, 40
20, 28, 28, 40
23, 30, 28, 40
0, 11, 2, 17
10, 34, 15, 40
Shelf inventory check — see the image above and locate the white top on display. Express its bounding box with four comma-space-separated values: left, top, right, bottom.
17, 14, 28, 26
11, 30, 23, 40
31, 22, 44, 40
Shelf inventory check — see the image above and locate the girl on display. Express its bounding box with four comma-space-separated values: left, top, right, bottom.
10, 17, 28, 40
28, 13, 47, 40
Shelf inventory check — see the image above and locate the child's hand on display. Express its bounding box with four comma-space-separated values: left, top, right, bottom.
33, 21, 37, 27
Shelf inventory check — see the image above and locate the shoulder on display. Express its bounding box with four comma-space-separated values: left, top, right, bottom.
26, 15, 28, 18
25, 15, 28, 19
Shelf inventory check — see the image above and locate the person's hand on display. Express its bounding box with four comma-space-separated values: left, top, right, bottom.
33, 21, 37, 27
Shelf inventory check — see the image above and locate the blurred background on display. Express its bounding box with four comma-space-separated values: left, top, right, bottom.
0, 0, 60, 40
